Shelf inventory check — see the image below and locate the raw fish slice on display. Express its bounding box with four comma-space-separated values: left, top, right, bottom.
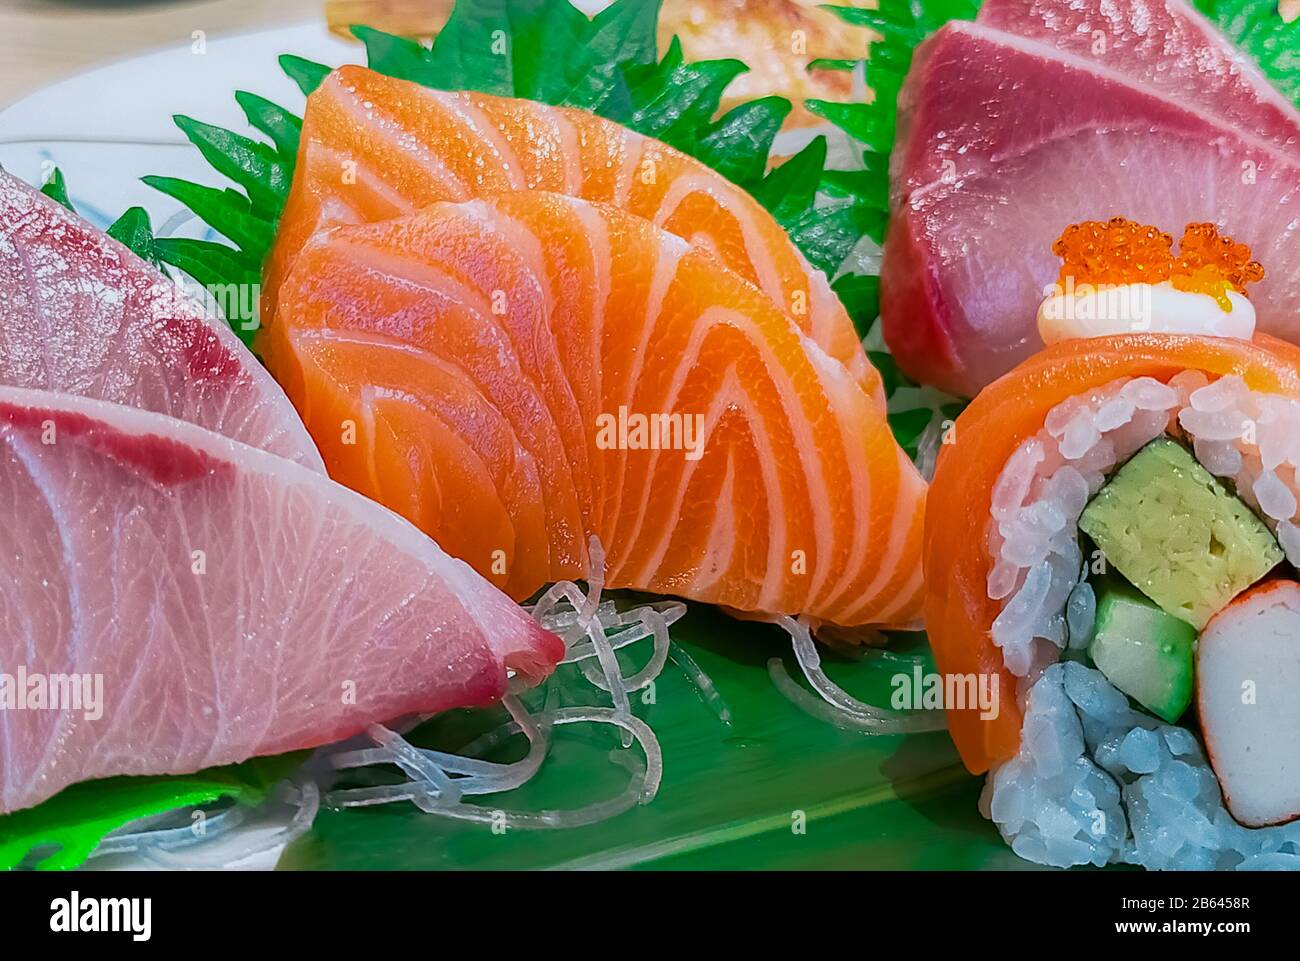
0, 386, 563, 815
978, 0, 1300, 148
262, 66, 880, 404
882, 21, 1300, 397
0, 169, 324, 470
266, 191, 926, 628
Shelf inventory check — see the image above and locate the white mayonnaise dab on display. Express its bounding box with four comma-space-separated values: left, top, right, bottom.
1036, 280, 1255, 345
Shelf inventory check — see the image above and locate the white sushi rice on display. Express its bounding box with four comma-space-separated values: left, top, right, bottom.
987, 661, 1300, 870
983, 372, 1300, 869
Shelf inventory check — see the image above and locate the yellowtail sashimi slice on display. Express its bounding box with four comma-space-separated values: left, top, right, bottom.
0, 168, 324, 471
0, 386, 563, 816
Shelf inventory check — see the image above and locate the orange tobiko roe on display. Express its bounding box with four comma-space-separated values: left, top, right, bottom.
1172, 222, 1267, 309
1052, 216, 1174, 288
1051, 217, 1265, 310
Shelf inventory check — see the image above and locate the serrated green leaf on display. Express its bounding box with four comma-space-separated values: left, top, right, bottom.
754, 136, 827, 223
39, 168, 74, 212
404, 0, 662, 111
106, 207, 163, 267
870, 347, 910, 399
825, 2, 918, 31
806, 57, 859, 72
785, 200, 886, 275
236, 91, 303, 161
174, 115, 291, 221
888, 405, 933, 453
280, 54, 332, 96
352, 24, 437, 84
820, 163, 890, 210
806, 99, 894, 153
808, 0, 983, 235
143, 175, 274, 263
625, 41, 748, 144
152, 237, 260, 290
831, 10, 924, 46
693, 97, 790, 186
831, 272, 881, 339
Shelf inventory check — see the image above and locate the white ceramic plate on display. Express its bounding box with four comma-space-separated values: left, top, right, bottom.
0, 22, 357, 231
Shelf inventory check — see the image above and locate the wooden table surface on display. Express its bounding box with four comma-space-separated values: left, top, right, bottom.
0, 0, 325, 108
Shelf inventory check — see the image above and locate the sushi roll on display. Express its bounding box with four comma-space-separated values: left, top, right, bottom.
926, 218, 1300, 869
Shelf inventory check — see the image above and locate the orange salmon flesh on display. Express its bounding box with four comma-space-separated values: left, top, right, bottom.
266, 191, 927, 627
263, 65, 881, 406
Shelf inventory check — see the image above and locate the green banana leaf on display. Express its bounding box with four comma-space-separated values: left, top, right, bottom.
280, 606, 1032, 870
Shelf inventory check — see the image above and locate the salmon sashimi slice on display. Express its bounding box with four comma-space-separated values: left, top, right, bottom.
266, 191, 926, 628
0, 168, 324, 471
925, 333, 1300, 774
261, 65, 879, 404
0, 386, 563, 815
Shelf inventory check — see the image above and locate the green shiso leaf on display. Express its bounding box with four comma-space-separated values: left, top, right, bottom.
820, 156, 890, 211
357, 0, 660, 112
38, 169, 165, 268
623, 38, 747, 139
0, 753, 306, 871
152, 238, 261, 294
279, 54, 332, 96
806, 57, 859, 72
831, 272, 881, 340
692, 96, 791, 186
810, 0, 981, 225
106, 207, 165, 268
753, 136, 827, 224
235, 91, 303, 162
350, 24, 436, 84
142, 175, 273, 264
786, 201, 886, 275
1192, 0, 1300, 106
39, 167, 74, 212
173, 115, 291, 220
806, 98, 894, 154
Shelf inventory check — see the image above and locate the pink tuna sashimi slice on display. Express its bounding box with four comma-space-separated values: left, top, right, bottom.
882, 20, 1300, 397
979, 0, 1300, 149
0, 168, 324, 471
0, 386, 563, 815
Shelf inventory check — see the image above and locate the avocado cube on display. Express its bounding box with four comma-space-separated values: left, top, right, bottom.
1078, 438, 1282, 629
1088, 577, 1196, 722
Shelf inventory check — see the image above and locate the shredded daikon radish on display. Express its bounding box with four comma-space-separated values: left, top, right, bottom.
327, 706, 662, 828
773, 615, 947, 733
668, 641, 733, 726
768, 659, 946, 734
321, 535, 684, 829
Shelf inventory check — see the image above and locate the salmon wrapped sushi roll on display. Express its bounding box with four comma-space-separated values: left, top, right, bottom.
927, 219, 1300, 869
